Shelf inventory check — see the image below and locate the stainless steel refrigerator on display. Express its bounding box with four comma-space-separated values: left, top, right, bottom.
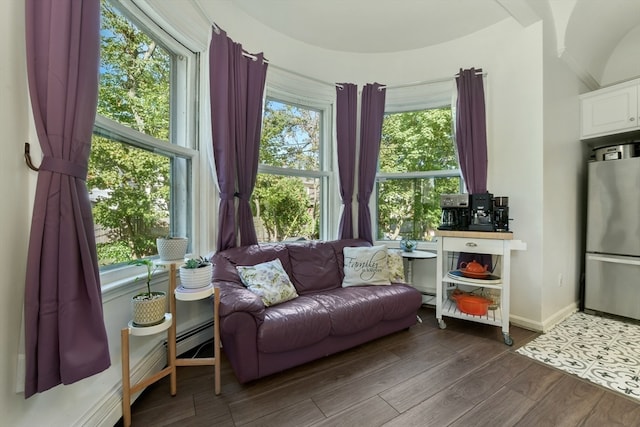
585, 149, 640, 320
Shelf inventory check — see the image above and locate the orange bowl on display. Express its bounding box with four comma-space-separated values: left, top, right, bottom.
453, 294, 491, 315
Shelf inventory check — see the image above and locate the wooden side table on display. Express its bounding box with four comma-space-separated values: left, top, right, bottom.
173, 283, 220, 395
121, 262, 220, 427
121, 312, 175, 427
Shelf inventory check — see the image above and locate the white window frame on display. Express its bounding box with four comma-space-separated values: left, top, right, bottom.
98, 0, 202, 293
373, 102, 463, 247
257, 88, 334, 241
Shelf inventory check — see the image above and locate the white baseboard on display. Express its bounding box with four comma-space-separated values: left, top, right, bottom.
76, 321, 214, 427
509, 301, 579, 333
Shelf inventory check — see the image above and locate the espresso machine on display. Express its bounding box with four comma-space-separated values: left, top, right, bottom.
492, 196, 510, 232
469, 192, 494, 231
438, 193, 470, 230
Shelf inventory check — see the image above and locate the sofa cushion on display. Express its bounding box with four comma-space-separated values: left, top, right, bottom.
287, 241, 342, 294
215, 243, 293, 277
342, 245, 391, 287
367, 283, 423, 321
258, 296, 331, 353
387, 249, 405, 283
310, 288, 385, 336
236, 258, 299, 307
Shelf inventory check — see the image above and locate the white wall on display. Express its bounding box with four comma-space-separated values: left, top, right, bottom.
601, 25, 640, 87
1, 0, 33, 423
541, 6, 587, 328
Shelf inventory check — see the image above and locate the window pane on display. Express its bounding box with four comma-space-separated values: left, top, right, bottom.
379, 109, 456, 173
377, 107, 460, 242
377, 176, 461, 242
99, 1, 171, 141
252, 174, 320, 242
260, 99, 320, 170
88, 133, 170, 266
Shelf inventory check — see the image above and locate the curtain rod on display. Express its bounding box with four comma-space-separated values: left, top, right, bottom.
204, 16, 485, 92
379, 71, 486, 91
269, 63, 344, 89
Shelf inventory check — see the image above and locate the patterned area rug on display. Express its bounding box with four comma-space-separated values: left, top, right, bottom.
517, 311, 640, 400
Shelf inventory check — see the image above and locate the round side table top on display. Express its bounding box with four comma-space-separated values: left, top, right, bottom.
128, 313, 173, 336
175, 283, 214, 301
400, 250, 437, 259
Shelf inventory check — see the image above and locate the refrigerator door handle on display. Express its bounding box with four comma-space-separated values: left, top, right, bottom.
587, 254, 640, 266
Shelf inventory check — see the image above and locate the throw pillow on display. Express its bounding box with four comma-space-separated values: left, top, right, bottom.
236, 258, 299, 307
342, 245, 391, 287
387, 249, 405, 282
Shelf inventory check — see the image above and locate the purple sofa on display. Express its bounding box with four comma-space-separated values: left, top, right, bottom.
211, 238, 422, 383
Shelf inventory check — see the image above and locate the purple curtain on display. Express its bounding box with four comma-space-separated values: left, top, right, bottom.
455, 68, 490, 270
24, 0, 110, 398
235, 52, 267, 247
357, 83, 386, 243
209, 29, 267, 251
455, 68, 487, 194
336, 83, 357, 239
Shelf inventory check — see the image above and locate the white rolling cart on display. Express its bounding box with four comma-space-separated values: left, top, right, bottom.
121, 261, 220, 427
435, 230, 526, 346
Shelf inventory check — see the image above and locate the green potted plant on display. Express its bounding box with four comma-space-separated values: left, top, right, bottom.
128, 259, 167, 326
156, 235, 188, 261
179, 256, 213, 289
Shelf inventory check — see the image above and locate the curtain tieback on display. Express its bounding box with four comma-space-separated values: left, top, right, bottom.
356, 193, 371, 202
220, 192, 243, 201
39, 156, 87, 180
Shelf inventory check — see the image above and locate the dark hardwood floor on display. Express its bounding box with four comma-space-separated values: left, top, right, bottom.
118, 306, 640, 426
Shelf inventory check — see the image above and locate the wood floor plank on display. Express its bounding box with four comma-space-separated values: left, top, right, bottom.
505, 358, 565, 401
311, 342, 459, 417
379, 340, 508, 413
448, 386, 537, 427
514, 375, 605, 426
130, 393, 195, 427
581, 392, 640, 427
227, 349, 402, 425
310, 396, 398, 427
446, 352, 532, 405
240, 398, 325, 427
382, 385, 476, 427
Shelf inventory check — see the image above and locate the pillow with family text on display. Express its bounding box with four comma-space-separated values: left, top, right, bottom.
342, 245, 391, 287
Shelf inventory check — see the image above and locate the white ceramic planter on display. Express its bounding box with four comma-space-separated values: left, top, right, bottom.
131, 291, 167, 326
179, 263, 213, 289
156, 237, 188, 261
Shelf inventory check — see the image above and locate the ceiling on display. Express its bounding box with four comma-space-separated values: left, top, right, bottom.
228, 0, 511, 53
142, 0, 640, 87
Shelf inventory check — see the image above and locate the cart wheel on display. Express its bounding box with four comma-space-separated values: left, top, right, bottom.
438, 319, 447, 329
503, 333, 513, 346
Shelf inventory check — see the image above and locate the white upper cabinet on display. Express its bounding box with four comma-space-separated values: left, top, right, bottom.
580, 79, 639, 139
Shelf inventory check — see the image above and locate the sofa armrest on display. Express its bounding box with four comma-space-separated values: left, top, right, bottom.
216, 280, 266, 322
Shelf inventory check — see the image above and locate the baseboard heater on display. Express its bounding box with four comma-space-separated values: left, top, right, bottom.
164, 320, 215, 355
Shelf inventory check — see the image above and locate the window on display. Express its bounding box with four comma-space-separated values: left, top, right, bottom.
251, 97, 330, 242
376, 107, 462, 242
90, 0, 196, 270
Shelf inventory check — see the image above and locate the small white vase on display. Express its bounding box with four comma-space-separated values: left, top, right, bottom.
156, 237, 188, 261
131, 291, 167, 326
179, 263, 213, 289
